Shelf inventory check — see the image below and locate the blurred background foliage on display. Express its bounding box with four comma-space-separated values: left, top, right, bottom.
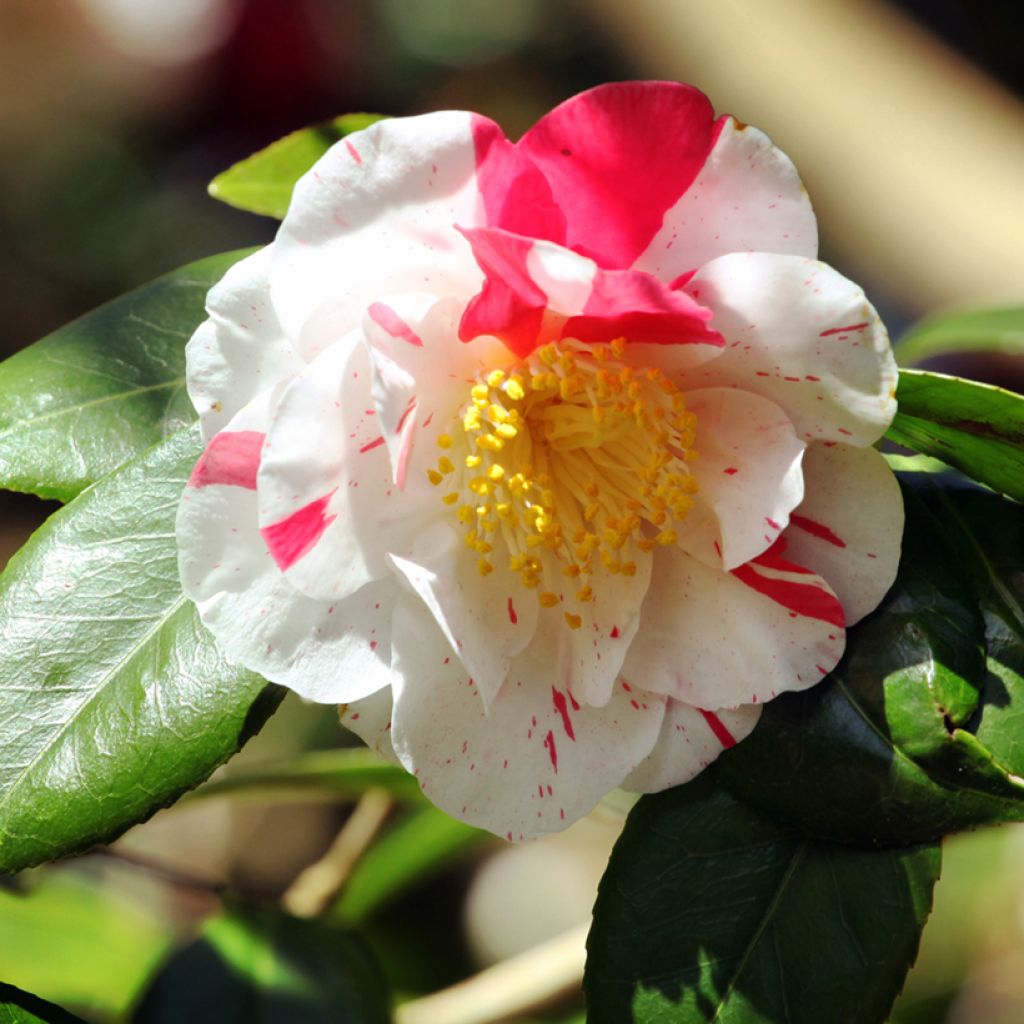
0, 1, 1022, 1021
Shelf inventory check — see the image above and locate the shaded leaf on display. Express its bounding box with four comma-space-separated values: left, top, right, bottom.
333, 805, 491, 924
132, 904, 390, 1024
896, 306, 1024, 366
586, 774, 940, 1024
190, 748, 421, 804
0, 250, 252, 501
886, 369, 1024, 502
0, 985, 86, 1024
209, 114, 386, 219
0, 425, 282, 874
718, 474, 1024, 845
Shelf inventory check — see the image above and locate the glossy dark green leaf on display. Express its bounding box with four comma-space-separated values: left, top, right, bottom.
209, 114, 386, 220
131, 905, 390, 1024
0, 985, 87, 1024
0, 250, 253, 501
717, 474, 1024, 845
896, 306, 1024, 366
0, 425, 282, 874
586, 775, 941, 1024
333, 804, 491, 924
190, 748, 421, 804
886, 369, 1024, 502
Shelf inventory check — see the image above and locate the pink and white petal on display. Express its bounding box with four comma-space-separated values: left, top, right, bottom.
458, 227, 723, 357
517, 81, 716, 270
682, 253, 897, 445
271, 112, 493, 349
186, 247, 303, 442
178, 397, 395, 704
362, 293, 512, 496
622, 544, 845, 709
634, 117, 817, 282
623, 700, 762, 793
341, 686, 399, 766
782, 441, 903, 625
389, 595, 666, 841
256, 334, 427, 602
678, 387, 806, 570
530, 549, 654, 708
388, 522, 538, 711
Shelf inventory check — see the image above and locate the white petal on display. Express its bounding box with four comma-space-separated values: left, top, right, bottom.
177, 393, 394, 703
634, 117, 817, 281
623, 700, 762, 793
388, 522, 539, 711
185, 247, 303, 442
622, 545, 845, 709
682, 253, 897, 445
271, 112, 485, 351
256, 334, 424, 602
679, 387, 806, 570
389, 596, 666, 841
782, 442, 904, 625
341, 687, 399, 765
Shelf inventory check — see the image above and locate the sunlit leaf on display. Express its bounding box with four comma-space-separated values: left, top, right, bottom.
886, 369, 1024, 502
209, 114, 386, 220
0, 868, 169, 1016
586, 775, 940, 1024
0, 251, 252, 501
896, 306, 1024, 366
718, 474, 1024, 845
131, 904, 390, 1023
0, 425, 282, 874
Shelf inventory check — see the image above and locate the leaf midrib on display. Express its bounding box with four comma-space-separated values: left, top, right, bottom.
0, 380, 184, 444
0, 594, 188, 826
710, 842, 807, 1020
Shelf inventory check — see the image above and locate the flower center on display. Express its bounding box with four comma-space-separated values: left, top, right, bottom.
427, 339, 698, 626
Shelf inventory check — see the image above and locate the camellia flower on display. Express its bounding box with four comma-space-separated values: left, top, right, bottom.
178, 82, 902, 841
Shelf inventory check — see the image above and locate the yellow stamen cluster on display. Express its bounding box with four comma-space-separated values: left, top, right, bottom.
427, 339, 699, 623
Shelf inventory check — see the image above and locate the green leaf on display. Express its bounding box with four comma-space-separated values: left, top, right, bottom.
131, 904, 390, 1023
333, 805, 491, 924
0, 250, 253, 502
886, 369, 1024, 502
895, 306, 1024, 366
0, 985, 87, 1024
189, 748, 421, 803
0, 425, 282, 874
717, 474, 1024, 845
585, 774, 941, 1024
209, 114, 386, 220
0, 868, 170, 1016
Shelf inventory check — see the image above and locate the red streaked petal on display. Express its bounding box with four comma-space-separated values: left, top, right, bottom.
261, 490, 338, 571
517, 81, 716, 269
187, 430, 265, 490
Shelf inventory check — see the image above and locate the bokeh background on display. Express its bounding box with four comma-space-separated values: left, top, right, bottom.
1, 1, 1023, 1021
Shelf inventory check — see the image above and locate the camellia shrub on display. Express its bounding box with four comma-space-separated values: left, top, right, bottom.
0, 82, 1022, 1024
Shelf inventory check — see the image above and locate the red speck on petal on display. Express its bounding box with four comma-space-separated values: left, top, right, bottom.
507, 597, 518, 624
610, 625, 621, 639
543, 730, 558, 772
552, 688, 576, 741
723, 467, 739, 475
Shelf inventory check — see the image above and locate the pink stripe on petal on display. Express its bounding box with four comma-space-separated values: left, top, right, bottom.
471, 115, 565, 242
367, 301, 424, 347
261, 490, 338, 571
790, 514, 847, 548
699, 709, 737, 748
187, 431, 265, 490
562, 266, 723, 348
731, 555, 845, 628
517, 82, 716, 269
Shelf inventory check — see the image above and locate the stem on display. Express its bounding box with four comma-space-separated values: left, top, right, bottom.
281, 787, 393, 918
395, 920, 589, 1024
